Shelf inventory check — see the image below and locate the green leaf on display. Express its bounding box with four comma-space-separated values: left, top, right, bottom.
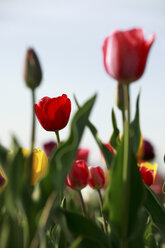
130, 92, 141, 155
144, 184, 165, 233
110, 108, 120, 150
55, 207, 109, 248
74, 94, 113, 169
0, 144, 8, 166
104, 137, 144, 240
42, 94, 97, 192
87, 122, 113, 169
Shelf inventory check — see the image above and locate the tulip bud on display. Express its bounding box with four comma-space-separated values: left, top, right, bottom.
66, 160, 89, 190
88, 166, 105, 190
24, 48, 42, 90
115, 82, 125, 110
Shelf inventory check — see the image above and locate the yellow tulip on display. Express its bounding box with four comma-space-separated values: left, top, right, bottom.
0, 166, 8, 193
22, 147, 48, 186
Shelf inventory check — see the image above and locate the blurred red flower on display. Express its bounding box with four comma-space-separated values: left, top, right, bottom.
35, 94, 71, 131
76, 148, 89, 162
88, 166, 105, 190
102, 28, 155, 84
66, 160, 89, 190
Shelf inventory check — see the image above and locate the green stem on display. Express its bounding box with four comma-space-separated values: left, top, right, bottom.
55, 130, 61, 147
97, 189, 108, 233
77, 190, 87, 216
31, 89, 36, 153
122, 84, 130, 247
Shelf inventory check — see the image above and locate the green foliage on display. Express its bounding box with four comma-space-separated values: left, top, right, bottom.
54, 207, 110, 248
104, 93, 144, 244
110, 108, 120, 149
74, 94, 113, 169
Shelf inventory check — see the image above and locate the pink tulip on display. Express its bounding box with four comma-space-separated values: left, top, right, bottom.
88, 166, 105, 189
102, 28, 155, 84
76, 148, 89, 162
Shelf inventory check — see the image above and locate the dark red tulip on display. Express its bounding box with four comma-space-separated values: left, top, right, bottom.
43, 141, 57, 157
66, 160, 89, 190
35, 94, 71, 131
103, 28, 155, 84
88, 166, 105, 189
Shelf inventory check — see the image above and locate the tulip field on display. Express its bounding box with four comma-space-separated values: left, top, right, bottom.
1, 28, 165, 248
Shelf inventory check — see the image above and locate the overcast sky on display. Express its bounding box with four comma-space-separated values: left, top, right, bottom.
0, 0, 165, 170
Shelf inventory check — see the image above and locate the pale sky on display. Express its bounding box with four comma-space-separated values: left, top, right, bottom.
0, 0, 165, 170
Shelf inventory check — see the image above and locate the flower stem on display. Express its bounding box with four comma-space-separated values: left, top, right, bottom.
55, 130, 61, 147
122, 84, 130, 247
97, 189, 108, 233
77, 190, 87, 216
31, 89, 36, 153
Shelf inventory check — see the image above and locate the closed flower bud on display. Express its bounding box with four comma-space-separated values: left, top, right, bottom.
88, 166, 105, 190
138, 161, 157, 186
102, 28, 155, 84
66, 160, 89, 190
22, 147, 48, 185
0, 166, 8, 193
24, 48, 42, 90
35, 94, 71, 132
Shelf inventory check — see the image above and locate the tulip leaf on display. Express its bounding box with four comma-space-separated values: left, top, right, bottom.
74, 94, 113, 169
110, 108, 120, 150
130, 92, 141, 155
104, 136, 144, 241
0, 144, 8, 167
46, 94, 97, 191
54, 207, 110, 248
144, 184, 165, 233
87, 121, 113, 169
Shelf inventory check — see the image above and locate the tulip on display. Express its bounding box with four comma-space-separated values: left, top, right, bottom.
88, 166, 105, 189
102, 28, 155, 84
66, 160, 89, 190
22, 148, 48, 186
76, 148, 89, 162
0, 166, 8, 193
136, 137, 155, 161
43, 141, 57, 157
138, 161, 157, 186
24, 48, 42, 90
35, 94, 71, 132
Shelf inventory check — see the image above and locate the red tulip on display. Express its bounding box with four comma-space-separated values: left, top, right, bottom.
35, 94, 71, 131
102, 28, 155, 84
76, 148, 89, 162
66, 160, 89, 190
88, 166, 105, 189
139, 166, 154, 186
